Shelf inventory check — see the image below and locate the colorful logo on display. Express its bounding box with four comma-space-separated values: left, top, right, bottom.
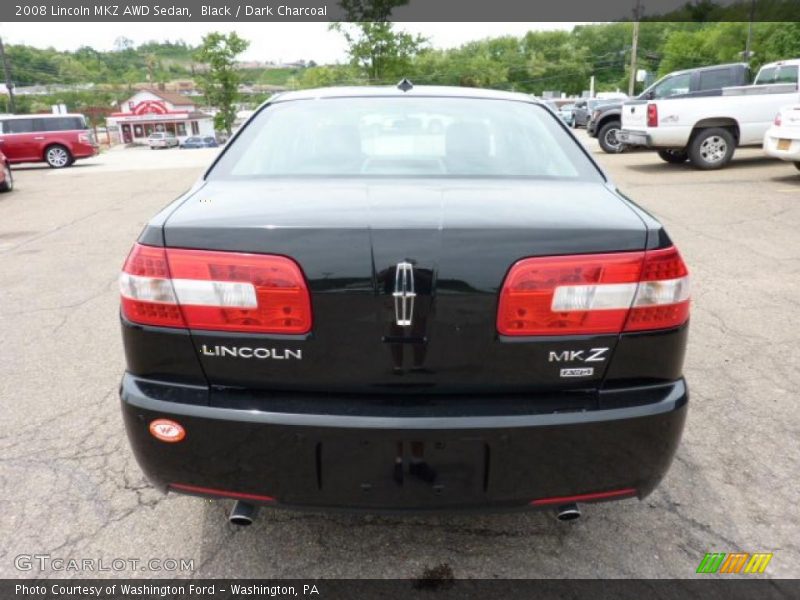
696, 552, 773, 574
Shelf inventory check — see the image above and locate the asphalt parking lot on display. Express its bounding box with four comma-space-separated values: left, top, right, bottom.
1, 137, 798, 579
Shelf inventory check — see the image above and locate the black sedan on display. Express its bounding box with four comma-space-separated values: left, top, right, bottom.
119, 83, 690, 524
180, 136, 219, 149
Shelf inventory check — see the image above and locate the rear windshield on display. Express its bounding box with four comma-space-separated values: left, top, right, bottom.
208, 97, 602, 181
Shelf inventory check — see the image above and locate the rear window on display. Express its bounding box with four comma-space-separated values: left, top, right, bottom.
697, 68, 733, 91
0, 116, 86, 134
209, 97, 602, 180
755, 65, 799, 86
2, 119, 35, 134
651, 72, 692, 98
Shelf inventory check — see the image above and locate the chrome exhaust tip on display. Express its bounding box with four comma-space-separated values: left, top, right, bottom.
229, 501, 258, 526
556, 503, 581, 521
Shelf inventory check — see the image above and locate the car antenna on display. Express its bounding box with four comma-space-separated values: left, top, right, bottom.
397, 78, 414, 92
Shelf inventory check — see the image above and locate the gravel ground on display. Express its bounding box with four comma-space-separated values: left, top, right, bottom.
0, 137, 798, 579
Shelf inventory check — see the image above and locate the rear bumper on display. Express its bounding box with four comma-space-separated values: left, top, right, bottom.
120, 374, 688, 513
72, 141, 99, 159
618, 129, 651, 146
763, 129, 800, 161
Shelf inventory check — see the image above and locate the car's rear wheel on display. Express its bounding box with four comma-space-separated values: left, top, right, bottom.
794, 161, 800, 172
688, 128, 735, 170
657, 149, 689, 164
44, 144, 72, 168
0, 163, 13, 192
598, 121, 624, 154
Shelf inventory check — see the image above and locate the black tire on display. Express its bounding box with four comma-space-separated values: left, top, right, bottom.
0, 162, 12, 193
44, 144, 72, 168
794, 162, 800, 172
687, 128, 735, 170
657, 149, 689, 164
598, 121, 624, 154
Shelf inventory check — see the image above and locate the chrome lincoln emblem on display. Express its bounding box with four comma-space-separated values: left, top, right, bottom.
393, 261, 416, 327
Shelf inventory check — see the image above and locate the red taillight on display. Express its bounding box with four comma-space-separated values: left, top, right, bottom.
623, 246, 689, 332
647, 103, 658, 127
497, 247, 689, 336
119, 244, 185, 328
120, 243, 312, 334
774, 113, 782, 126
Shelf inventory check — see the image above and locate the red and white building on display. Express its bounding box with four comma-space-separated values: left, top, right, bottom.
107, 89, 215, 145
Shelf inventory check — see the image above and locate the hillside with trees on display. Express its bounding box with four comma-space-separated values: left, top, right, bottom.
2, 21, 799, 116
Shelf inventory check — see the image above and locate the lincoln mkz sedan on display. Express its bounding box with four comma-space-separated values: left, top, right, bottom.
119, 83, 690, 524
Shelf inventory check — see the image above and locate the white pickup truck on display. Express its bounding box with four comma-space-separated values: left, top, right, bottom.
619, 59, 800, 169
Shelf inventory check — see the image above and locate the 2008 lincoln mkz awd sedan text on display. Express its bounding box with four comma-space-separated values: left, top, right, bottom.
118, 83, 690, 524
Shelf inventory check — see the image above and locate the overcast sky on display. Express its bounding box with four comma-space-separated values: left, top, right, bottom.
0, 23, 581, 64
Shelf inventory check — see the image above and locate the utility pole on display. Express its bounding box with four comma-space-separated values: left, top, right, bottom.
628, 0, 642, 97
744, 0, 756, 60
0, 36, 15, 113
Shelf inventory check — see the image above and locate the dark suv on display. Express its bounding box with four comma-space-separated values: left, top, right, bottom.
588, 63, 751, 153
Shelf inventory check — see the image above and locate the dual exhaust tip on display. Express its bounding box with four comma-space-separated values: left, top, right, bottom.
229, 501, 258, 526
556, 503, 581, 522
228, 500, 582, 526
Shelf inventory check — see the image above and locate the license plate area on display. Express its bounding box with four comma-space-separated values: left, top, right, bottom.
777, 138, 791, 150
319, 438, 488, 507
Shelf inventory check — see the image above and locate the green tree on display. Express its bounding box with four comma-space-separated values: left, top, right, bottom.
289, 64, 363, 89
195, 32, 249, 135
331, 22, 427, 83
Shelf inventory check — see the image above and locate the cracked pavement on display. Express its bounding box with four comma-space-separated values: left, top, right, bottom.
0, 139, 798, 579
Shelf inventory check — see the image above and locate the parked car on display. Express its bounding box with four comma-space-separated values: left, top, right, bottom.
558, 103, 576, 126
571, 98, 605, 128
148, 132, 179, 149
619, 59, 800, 169
119, 84, 690, 522
0, 114, 98, 168
180, 136, 219, 149
753, 59, 800, 86
588, 63, 751, 154
763, 104, 800, 171
0, 150, 12, 193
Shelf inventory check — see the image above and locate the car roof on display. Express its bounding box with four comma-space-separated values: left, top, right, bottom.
759, 59, 800, 68
270, 85, 539, 105
667, 62, 748, 77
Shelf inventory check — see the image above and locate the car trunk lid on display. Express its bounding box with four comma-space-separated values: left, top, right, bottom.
162, 178, 648, 394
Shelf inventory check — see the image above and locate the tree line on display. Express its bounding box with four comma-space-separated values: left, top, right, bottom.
296, 21, 800, 95
3, 22, 800, 120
